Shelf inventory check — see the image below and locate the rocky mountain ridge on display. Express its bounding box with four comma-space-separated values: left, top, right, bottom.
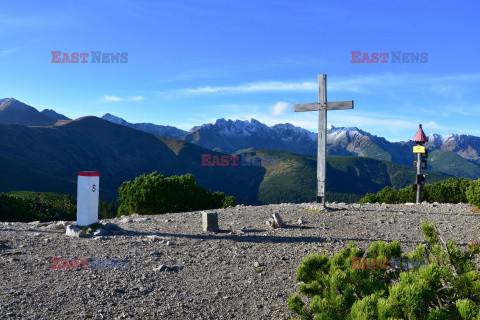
2, 98, 480, 179
100, 113, 480, 165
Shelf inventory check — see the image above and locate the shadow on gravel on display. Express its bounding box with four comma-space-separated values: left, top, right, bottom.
128, 230, 326, 244
2, 228, 65, 234
0, 229, 61, 234
284, 225, 315, 230
123, 230, 425, 245
351, 209, 480, 217
237, 226, 314, 233
240, 229, 267, 233
0, 240, 11, 250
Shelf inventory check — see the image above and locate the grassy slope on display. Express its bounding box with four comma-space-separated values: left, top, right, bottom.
248, 150, 451, 204
428, 149, 480, 179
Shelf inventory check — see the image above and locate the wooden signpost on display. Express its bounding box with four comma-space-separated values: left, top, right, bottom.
412, 124, 428, 204
294, 74, 354, 206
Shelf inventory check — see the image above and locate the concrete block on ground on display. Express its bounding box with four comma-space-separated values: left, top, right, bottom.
202, 211, 218, 232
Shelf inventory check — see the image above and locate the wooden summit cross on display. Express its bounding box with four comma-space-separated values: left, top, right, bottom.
294, 74, 354, 206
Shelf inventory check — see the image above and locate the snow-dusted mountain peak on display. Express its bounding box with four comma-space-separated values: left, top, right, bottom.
101, 113, 187, 139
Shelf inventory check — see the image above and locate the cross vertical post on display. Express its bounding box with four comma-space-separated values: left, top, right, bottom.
317, 74, 327, 205
294, 74, 354, 207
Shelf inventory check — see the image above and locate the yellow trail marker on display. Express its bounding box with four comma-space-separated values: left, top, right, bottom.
413, 145, 426, 154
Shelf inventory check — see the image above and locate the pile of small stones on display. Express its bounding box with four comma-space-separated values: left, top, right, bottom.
65, 222, 127, 238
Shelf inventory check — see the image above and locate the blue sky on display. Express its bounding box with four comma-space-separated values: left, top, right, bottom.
1, 0, 479, 141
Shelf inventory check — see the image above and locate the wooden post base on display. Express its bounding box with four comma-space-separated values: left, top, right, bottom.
316, 196, 325, 206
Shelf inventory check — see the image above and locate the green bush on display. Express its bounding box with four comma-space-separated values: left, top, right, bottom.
359, 186, 402, 204
220, 194, 236, 208
397, 185, 415, 203
98, 200, 119, 219
288, 221, 480, 319
376, 186, 399, 204
0, 191, 118, 222
0, 192, 76, 222
424, 177, 470, 204
358, 193, 379, 204
466, 180, 480, 207
117, 172, 235, 216
0, 193, 35, 222
359, 178, 473, 205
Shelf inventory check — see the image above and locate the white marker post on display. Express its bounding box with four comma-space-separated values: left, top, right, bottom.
77, 171, 100, 227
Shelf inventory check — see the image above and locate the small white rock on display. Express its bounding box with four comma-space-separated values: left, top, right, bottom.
146, 235, 163, 242
65, 225, 86, 238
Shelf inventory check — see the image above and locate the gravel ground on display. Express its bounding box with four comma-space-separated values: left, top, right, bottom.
1, 202, 479, 319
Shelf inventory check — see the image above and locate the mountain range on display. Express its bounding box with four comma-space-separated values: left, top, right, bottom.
100, 113, 480, 179
0, 98, 468, 204
4, 97, 478, 177
0, 115, 450, 204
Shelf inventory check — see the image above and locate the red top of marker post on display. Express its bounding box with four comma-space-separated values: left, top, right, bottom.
78, 171, 100, 177
413, 124, 428, 145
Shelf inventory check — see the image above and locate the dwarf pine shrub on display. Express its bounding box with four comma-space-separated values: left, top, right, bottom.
0, 192, 78, 222
466, 180, 480, 207
424, 177, 470, 204
0, 191, 118, 222
117, 172, 235, 216
0, 193, 35, 222
288, 221, 480, 319
359, 177, 473, 205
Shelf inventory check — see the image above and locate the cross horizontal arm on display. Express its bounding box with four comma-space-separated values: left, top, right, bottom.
294, 103, 321, 112
326, 100, 354, 110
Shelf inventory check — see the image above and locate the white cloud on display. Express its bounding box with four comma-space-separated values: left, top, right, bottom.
270, 101, 292, 117
168, 72, 480, 97
102, 95, 144, 102
103, 95, 122, 102
175, 81, 316, 94
0, 48, 17, 56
